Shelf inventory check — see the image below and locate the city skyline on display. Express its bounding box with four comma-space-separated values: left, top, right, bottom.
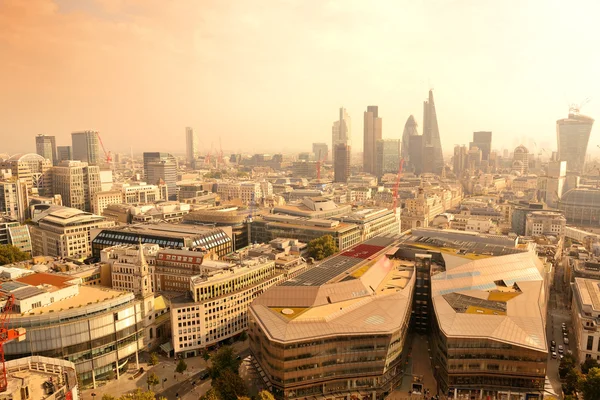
1, 0, 599, 155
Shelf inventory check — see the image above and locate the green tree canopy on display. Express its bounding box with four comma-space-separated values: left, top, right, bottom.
120, 388, 156, 400
102, 395, 116, 400
146, 372, 159, 391
560, 354, 577, 379
0, 244, 30, 266
582, 358, 600, 374
201, 389, 221, 400
565, 368, 582, 395
307, 235, 338, 261
213, 370, 248, 400
175, 358, 187, 374
209, 346, 240, 380
256, 390, 275, 400
582, 367, 600, 400
149, 352, 159, 366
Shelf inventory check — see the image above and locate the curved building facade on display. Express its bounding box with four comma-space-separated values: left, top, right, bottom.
401, 115, 419, 162
559, 188, 600, 226
557, 109, 594, 174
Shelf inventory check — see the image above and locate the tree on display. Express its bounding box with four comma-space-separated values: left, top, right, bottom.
256, 390, 275, 400
149, 352, 159, 366
581, 367, 600, 400
202, 350, 210, 361
560, 354, 577, 379
0, 244, 30, 266
146, 372, 159, 392
209, 346, 240, 380
201, 389, 221, 400
564, 368, 582, 395
102, 395, 116, 400
213, 370, 248, 400
307, 235, 338, 261
582, 358, 600, 374
117, 389, 156, 400
175, 358, 187, 374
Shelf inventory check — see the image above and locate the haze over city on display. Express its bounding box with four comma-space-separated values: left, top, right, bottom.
1, 0, 600, 155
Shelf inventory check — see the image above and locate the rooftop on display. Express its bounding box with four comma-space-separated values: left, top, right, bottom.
574, 277, 600, 312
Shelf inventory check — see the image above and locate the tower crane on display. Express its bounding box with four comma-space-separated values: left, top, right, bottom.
0, 294, 26, 392
391, 158, 405, 210
96, 132, 112, 163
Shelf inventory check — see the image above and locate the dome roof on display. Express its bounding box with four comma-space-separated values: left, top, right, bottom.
514, 145, 529, 154
561, 188, 600, 207
7, 153, 47, 162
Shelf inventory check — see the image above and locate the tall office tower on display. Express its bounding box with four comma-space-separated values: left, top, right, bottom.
35, 135, 57, 165
52, 160, 101, 212
470, 131, 492, 161
143, 152, 177, 200
57, 146, 72, 163
557, 107, 594, 174
312, 143, 329, 162
408, 135, 424, 175
0, 180, 28, 222
333, 144, 351, 183
422, 90, 444, 174
363, 106, 382, 174
401, 115, 419, 162
332, 108, 351, 162
185, 127, 197, 167
71, 131, 100, 165
375, 139, 400, 179
512, 145, 530, 175
453, 145, 468, 176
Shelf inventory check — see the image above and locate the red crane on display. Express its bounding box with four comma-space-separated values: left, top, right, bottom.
96, 132, 112, 163
0, 294, 26, 392
391, 158, 405, 210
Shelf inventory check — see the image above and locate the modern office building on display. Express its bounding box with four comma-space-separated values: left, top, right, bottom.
470, 131, 492, 162
0, 217, 32, 253
401, 114, 419, 162
92, 190, 122, 216
185, 127, 197, 167
332, 108, 351, 162
57, 145, 72, 163
0, 153, 53, 195
558, 188, 600, 226
538, 161, 567, 208
408, 135, 424, 175
71, 131, 100, 165
557, 107, 594, 174
422, 90, 444, 174
512, 145, 530, 175
453, 145, 468, 176
249, 236, 414, 400
91, 223, 232, 258
376, 139, 400, 179
363, 106, 382, 174
143, 152, 177, 200
333, 143, 351, 183
0, 180, 28, 222
3, 272, 146, 388
52, 160, 101, 212
571, 277, 600, 362
30, 206, 115, 258
35, 134, 57, 165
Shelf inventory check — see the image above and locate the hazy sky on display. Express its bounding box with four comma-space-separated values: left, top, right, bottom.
1, 0, 599, 156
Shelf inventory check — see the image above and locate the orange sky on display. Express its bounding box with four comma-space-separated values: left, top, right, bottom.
1, 0, 599, 156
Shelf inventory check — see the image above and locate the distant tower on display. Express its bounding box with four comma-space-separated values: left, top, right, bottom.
512, 145, 530, 175
422, 90, 444, 174
35, 135, 57, 166
401, 115, 419, 162
71, 131, 100, 165
334, 144, 351, 183
556, 106, 594, 174
185, 127, 197, 167
137, 242, 152, 297
332, 108, 351, 162
363, 106, 382, 174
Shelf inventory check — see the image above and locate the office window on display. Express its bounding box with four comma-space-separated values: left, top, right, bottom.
588, 336, 594, 351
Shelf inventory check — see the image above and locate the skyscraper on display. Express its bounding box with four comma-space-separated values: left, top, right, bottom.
57, 146, 72, 163
557, 107, 594, 174
72, 131, 100, 165
401, 115, 419, 162
470, 131, 492, 161
422, 90, 444, 174
52, 160, 101, 212
453, 145, 468, 176
185, 127, 197, 167
143, 152, 177, 200
312, 143, 328, 162
363, 106, 382, 174
332, 108, 351, 162
376, 139, 400, 179
35, 135, 57, 165
333, 144, 350, 183
408, 135, 424, 175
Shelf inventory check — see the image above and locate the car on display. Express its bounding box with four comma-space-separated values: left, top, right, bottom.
564, 338, 569, 345
198, 369, 209, 380
551, 340, 556, 347
552, 351, 557, 359
558, 345, 564, 353
551, 345, 556, 352
562, 326, 567, 332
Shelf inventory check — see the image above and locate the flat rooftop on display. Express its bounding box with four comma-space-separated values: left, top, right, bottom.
574, 277, 600, 312
19, 285, 126, 315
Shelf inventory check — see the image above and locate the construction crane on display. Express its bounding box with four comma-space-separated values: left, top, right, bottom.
96, 132, 112, 163
0, 294, 26, 392
391, 158, 405, 210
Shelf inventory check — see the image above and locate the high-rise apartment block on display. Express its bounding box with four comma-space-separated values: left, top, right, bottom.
422, 90, 444, 173
185, 127, 197, 167
363, 106, 382, 174
52, 160, 101, 212
71, 130, 100, 165
376, 139, 400, 179
143, 152, 177, 201
557, 107, 594, 174
312, 143, 328, 162
35, 135, 57, 165
56, 146, 72, 163
333, 144, 351, 183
